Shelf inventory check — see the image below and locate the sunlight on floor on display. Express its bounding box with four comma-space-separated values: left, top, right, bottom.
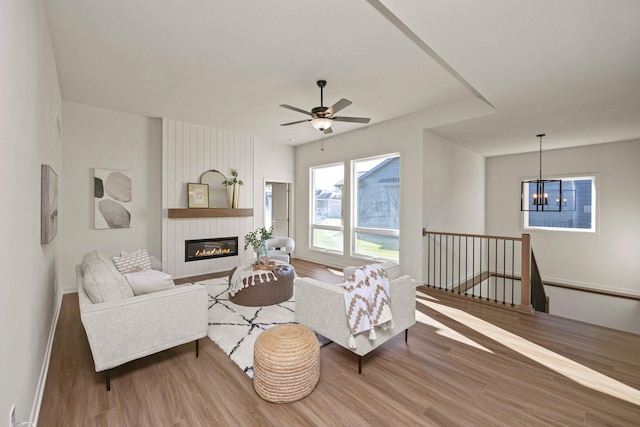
416, 290, 439, 302
418, 298, 640, 406
416, 288, 492, 352
415, 309, 494, 353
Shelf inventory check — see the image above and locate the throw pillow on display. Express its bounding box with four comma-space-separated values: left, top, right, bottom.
113, 249, 152, 274
82, 251, 134, 303
124, 270, 175, 296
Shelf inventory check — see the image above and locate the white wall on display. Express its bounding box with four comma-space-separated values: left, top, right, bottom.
486, 139, 640, 333
60, 102, 162, 290
423, 131, 485, 234
0, 0, 62, 423
253, 140, 295, 231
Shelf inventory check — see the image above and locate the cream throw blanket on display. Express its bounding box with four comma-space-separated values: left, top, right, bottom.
343, 264, 394, 349
228, 261, 279, 297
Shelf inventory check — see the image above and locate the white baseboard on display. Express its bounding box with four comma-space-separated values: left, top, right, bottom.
30, 289, 64, 425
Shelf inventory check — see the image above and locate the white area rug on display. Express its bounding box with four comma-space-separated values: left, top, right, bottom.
203, 278, 296, 378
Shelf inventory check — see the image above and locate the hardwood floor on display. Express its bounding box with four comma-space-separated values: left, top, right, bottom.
39, 259, 640, 426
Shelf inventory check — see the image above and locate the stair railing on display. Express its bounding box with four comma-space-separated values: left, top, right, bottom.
422, 230, 533, 313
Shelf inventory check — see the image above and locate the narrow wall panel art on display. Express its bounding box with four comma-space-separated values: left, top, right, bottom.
94, 168, 132, 229
41, 164, 58, 244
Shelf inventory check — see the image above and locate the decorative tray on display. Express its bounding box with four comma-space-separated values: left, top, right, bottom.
253, 260, 276, 271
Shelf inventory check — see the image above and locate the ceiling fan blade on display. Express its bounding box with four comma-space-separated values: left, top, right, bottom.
280, 119, 311, 126
279, 104, 312, 116
332, 116, 371, 124
323, 127, 333, 135
326, 98, 352, 116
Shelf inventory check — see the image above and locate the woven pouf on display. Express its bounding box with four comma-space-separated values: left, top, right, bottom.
253, 324, 320, 403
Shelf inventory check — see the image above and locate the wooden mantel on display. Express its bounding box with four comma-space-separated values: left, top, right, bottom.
167, 208, 253, 218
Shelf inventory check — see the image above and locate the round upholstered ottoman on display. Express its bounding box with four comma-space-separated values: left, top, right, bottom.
253, 324, 320, 403
230, 264, 295, 307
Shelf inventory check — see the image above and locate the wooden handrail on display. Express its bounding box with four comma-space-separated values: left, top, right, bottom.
543, 281, 640, 301
422, 229, 523, 242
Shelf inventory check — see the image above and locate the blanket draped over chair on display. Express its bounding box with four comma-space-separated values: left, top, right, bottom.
342, 264, 394, 349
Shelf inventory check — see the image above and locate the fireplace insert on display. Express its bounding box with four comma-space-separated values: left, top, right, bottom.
185, 237, 238, 262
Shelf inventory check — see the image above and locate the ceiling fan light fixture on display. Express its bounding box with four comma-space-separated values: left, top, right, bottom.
311, 117, 332, 131
279, 80, 370, 139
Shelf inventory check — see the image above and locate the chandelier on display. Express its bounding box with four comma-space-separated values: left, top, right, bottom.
520, 134, 562, 212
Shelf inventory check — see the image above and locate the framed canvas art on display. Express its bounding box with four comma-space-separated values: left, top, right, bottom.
94, 168, 132, 229
41, 164, 58, 244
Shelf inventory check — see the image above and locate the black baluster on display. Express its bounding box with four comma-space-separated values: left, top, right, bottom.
464, 236, 468, 296
511, 240, 515, 307
502, 239, 506, 305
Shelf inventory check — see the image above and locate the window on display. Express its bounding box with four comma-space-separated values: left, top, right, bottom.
523, 176, 596, 232
310, 153, 401, 261
310, 163, 344, 253
352, 154, 400, 261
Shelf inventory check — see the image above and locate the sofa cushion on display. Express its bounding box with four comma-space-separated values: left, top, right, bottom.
82, 251, 134, 303
113, 249, 152, 274
124, 270, 175, 296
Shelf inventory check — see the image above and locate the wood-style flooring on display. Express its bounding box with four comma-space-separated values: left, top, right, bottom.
39, 259, 640, 426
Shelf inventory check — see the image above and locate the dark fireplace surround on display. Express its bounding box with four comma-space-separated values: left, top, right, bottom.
185, 237, 238, 262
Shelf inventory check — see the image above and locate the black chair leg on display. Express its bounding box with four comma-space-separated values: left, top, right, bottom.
405, 329, 409, 342
358, 355, 362, 374
105, 370, 111, 391
195, 339, 200, 358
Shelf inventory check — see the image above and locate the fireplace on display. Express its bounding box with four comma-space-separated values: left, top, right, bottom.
185, 237, 238, 262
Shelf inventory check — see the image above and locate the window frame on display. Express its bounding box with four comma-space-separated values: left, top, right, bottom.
308, 152, 401, 262
309, 162, 345, 254
350, 153, 400, 262
522, 175, 597, 233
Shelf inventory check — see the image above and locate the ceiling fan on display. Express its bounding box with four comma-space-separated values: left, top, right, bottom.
279, 80, 371, 134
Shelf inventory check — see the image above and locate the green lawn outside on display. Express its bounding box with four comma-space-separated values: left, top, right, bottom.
313, 229, 399, 260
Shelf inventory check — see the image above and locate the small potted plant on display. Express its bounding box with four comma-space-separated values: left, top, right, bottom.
244, 226, 273, 264
222, 169, 243, 208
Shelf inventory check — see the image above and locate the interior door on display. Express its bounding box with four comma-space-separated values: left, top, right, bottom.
270, 182, 289, 237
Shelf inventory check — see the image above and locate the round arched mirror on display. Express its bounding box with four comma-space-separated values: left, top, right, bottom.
200, 169, 229, 208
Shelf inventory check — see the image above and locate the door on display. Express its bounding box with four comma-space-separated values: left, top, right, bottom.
268, 182, 289, 237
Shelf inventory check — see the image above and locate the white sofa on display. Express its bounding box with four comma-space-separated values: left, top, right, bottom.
295, 261, 416, 373
76, 251, 208, 390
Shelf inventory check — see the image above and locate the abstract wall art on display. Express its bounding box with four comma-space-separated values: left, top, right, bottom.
94, 168, 132, 229
41, 164, 58, 244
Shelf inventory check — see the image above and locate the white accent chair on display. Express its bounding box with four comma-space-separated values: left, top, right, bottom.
76, 251, 208, 390
265, 237, 295, 263
295, 261, 416, 373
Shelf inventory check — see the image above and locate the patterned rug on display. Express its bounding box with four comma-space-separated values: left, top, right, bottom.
203, 277, 297, 378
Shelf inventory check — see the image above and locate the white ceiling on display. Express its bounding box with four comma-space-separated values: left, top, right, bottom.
45, 0, 640, 157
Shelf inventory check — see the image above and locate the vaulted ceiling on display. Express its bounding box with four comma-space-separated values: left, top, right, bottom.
45, 0, 640, 156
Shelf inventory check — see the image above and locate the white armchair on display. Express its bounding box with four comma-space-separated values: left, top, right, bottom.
265, 237, 295, 263
295, 261, 416, 373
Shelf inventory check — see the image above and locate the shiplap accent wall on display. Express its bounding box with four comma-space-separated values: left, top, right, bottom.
162, 118, 254, 278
